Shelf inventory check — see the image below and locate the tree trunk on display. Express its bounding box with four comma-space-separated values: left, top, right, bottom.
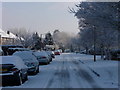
100, 45, 104, 60
105, 47, 111, 60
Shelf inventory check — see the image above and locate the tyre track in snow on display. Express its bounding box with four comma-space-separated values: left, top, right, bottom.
65, 55, 87, 88
46, 53, 101, 88
42, 56, 62, 88
69, 54, 102, 88
46, 54, 71, 88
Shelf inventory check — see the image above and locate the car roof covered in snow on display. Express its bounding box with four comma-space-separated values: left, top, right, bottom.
13, 51, 38, 62
0, 56, 27, 69
8, 48, 30, 50
33, 51, 48, 57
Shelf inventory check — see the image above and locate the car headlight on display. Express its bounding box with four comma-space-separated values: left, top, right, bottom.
25, 62, 35, 67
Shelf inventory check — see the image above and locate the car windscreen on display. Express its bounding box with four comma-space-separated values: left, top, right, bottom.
34, 51, 48, 57
13, 52, 35, 61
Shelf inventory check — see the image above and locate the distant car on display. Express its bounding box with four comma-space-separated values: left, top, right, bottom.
80, 50, 87, 54
13, 51, 39, 75
54, 50, 60, 55
75, 51, 79, 53
105, 49, 120, 60
0, 56, 28, 86
33, 51, 50, 65
65, 49, 70, 53
58, 49, 62, 53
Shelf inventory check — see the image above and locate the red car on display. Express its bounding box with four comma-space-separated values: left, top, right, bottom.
54, 50, 60, 55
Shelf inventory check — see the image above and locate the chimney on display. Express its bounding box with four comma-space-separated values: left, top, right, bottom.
7, 31, 10, 34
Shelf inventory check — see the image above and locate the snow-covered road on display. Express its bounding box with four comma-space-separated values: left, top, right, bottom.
4, 53, 118, 88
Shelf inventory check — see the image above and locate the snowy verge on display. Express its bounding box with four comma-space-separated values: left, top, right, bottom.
72, 53, 119, 88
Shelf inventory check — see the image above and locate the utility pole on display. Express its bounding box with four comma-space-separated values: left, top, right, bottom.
93, 25, 96, 62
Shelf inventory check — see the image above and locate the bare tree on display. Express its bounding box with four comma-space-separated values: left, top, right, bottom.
8, 28, 34, 48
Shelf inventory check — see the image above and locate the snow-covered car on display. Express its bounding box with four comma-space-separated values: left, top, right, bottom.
48, 51, 55, 58
0, 56, 28, 86
13, 51, 39, 75
54, 50, 60, 55
33, 51, 50, 64
46, 51, 53, 62
51, 51, 55, 58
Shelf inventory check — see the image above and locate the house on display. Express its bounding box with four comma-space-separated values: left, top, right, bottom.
0, 29, 24, 45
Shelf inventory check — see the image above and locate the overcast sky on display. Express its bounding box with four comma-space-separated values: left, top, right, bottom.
2, 2, 80, 35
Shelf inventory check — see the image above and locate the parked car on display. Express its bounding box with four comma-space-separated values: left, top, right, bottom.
54, 50, 60, 55
8, 48, 30, 55
0, 56, 28, 86
80, 50, 87, 54
46, 51, 55, 58
13, 51, 39, 75
33, 51, 50, 65
65, 49, 71, 53
46, 51, 53, 61
88, 48, 103, 55
0, 45, 24, 56
51, 51, 55, 58
105, 49, 120, 60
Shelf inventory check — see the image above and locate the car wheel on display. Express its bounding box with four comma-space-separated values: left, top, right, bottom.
33, 67, 38, 75
15, 73, 22, 86
36, 67, 39, 73
33, 70, 37, 75
24, 73, 28, 81
47, 62, 50, 65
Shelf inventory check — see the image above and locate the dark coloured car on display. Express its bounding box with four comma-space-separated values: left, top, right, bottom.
8, 48, 30, 55
110, 50, 120, 60
0, 45, 24, 56
0, 56, 28, 86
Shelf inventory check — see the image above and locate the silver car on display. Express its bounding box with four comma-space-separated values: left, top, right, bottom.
46, 51, 53, 62
33, 51, 50, 65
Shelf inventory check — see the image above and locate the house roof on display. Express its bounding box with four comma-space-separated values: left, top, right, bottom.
0, 28, 18, 39
0, 29, 25, 41
0, 29, 9, 38
7, 31, 17, 39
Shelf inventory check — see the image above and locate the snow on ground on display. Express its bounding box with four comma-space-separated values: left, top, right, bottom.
1, 53, 119, 88
71, 53, 119, 88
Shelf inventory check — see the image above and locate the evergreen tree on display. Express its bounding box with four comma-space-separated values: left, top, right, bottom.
44, 32, 54, 45
32, 32, 42, 50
